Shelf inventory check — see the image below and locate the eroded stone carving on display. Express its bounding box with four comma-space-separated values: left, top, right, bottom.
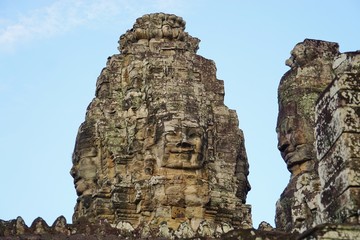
2, 13, 360, 239
276, 39, 360, 238
275, 39, 340, 233
70, 13, 251, 236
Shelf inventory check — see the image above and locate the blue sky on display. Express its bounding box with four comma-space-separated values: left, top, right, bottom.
1, 0, 359, 228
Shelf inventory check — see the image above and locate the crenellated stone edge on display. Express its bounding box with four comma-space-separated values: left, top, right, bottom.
0, 216, 293, 239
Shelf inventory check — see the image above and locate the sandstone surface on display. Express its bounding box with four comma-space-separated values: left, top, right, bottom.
275, 39, 340, 233
315, 50, 360, 225
1, 13, 360, 240
275, 39, 360, 239
70, 13, 251, 237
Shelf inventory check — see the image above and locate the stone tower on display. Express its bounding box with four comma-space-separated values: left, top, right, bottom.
275, 39, 340, 233
2, 14, 359, 240
70, 13, 252, 236
275, 38, 360, 239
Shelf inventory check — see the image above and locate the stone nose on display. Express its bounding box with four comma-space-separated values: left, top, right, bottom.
278, 142, 290, 153
70, 166, 77, 178
277, 134, 290, 152
176, 133, 192, 148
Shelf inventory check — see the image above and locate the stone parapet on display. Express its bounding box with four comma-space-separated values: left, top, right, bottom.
298, 223, 360, 240
0, 216, 274, 239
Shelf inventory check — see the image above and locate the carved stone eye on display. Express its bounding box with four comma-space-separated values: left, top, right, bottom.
165, 130, 180, 142
189, 132, 200, 139
167, 130, 177, 136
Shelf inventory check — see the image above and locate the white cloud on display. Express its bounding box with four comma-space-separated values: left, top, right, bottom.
0, 0, 125, 51
0, 0, 189, 52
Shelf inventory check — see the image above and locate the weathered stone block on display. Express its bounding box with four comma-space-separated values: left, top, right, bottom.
316, 93, 360, 159
318, 133, 360, 187
321, 186, 360, 223
299, 224, 360, 240
171, 206, 186, 219
315, 50, 360, 226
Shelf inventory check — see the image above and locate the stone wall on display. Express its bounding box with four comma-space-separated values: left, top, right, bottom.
0, 216, 295, 239
299, 224, 360, 240
316, 51, 360, 224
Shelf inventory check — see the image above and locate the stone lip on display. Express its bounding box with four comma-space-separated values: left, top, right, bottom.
118, 12, 200, 53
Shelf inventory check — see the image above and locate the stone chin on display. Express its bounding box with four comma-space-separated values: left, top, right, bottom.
153, 119, 206, 170
74, 179, 90, 196
284, 143, 314, 171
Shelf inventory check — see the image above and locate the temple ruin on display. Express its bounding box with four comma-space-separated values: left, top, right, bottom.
70, 13, 252, 237
1, 13, 359, 240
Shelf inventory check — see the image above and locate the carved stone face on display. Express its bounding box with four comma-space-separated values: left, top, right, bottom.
153, 118, 204, 169
276, 101, 314, 171
285, 44, 306, 68
71, 157, 98, 196
70, 13, 252, 230
277, 39, 339, 174
285, 40, 328, 68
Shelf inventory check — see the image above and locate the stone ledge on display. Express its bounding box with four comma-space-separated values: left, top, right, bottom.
298, 223, 360, 240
